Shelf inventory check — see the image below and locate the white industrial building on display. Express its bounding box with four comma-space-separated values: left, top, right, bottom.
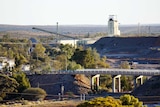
59, 39, 79, 47
108, 15, 120, 36
59, 38, 97, 47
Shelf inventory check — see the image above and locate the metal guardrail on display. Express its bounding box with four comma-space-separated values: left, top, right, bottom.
51, 69, 160, 76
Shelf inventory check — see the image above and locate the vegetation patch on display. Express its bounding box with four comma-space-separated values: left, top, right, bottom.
22, 88, 47, 101
77, 94, 143, 107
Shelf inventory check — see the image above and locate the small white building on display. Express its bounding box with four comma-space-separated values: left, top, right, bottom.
0, 57, 15, 71
108, 15, 120, 36
59, 39, 79, 47
21, 64, 30, 72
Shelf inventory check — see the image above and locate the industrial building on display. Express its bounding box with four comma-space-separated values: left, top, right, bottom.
108, 15, 120, 36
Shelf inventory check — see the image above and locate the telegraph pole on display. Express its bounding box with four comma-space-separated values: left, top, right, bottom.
56, 22, 59, 45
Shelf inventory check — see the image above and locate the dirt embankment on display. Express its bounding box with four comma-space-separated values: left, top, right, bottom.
132, 76, 160, 96
27, 74, 91, 96
92, 36, 160, 58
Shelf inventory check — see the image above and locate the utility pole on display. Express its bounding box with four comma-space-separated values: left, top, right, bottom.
138, 23, 140, 36
37, 82, 39, 88
56, 22, 59, 45
61, 84, 64, 100
148, 26, 151, 36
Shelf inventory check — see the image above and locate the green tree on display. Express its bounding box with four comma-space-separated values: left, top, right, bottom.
121, 76, 133, 92
72, 48, 109, 69
97, 56, 110, 68
83, 48, 95, 68
67, 61, 83, 70
72, 48, 95, 68
100, 75, 112, 91
120, 61, 131, 69
15, 53, 28, 69
71, 48, 85, 66
0, 74, 19, 100
12, 72, 30, 92
59, 44, 75, 59
53, 54, 66, 70
33, 43, 46, 60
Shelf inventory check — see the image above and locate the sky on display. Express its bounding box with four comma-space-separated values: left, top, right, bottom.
0, 0, 160, 25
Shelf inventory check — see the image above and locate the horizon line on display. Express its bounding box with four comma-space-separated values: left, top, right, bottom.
0, 23, 160, 26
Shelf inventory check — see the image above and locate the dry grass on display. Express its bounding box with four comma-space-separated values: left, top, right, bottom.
0, 100, 83, 107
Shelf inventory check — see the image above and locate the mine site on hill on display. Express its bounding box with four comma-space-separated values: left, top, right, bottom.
0, 23, 160, 106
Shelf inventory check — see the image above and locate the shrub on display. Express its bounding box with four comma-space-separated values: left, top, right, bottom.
22, 88, 46, 101
21, 99, 29, 105
77, 96, 121, 107
77, 94, 143, 107
65, 91, 75, 98
120, 94, 143, 107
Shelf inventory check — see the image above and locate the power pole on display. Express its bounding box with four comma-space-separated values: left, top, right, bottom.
61, 84, 64, 100
56, 22, 59, 45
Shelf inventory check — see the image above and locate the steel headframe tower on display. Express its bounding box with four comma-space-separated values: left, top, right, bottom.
108, 15, 120, 37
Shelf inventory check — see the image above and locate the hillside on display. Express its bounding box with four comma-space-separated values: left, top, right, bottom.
92, 36, 160, 58
27, 74, 91, 96
132, 76, 160, 96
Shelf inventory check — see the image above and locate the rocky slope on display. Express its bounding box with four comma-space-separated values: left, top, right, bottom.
27, 74, 91, 96
92, 36, 160, 58
132, 76, 160, 96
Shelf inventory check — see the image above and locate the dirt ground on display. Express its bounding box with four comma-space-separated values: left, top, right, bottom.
0, 100, 83, 107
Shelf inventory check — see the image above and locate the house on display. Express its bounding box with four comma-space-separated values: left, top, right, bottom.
0, 57, 15, 71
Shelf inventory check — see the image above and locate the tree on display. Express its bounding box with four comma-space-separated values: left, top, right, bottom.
119, 61, 134, 92
121, 76, 133, 92
15, 53, 28, 69
67, 61, 83, 70
71, 48, 85, 66
0, 74, 19, 100
22, 88, 47, 101
53, 54, 66, 70
72, 48, 95, 68
59, 44, 75, 59
83, 48, 95, 68
120, 61, 131, 69
72, 48, 109, 69
12, 72, 30, 92
97, 56, 110, 68
100, 75, 112, 92
33, 43, 46, 60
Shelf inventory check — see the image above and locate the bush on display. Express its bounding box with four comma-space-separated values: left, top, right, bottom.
65, 92, 75, 98
77, 96, 121, 107
22, 88, 46, 101
77, 94, 143, 107
21, 99, 29, 105
120, 94, 143, 107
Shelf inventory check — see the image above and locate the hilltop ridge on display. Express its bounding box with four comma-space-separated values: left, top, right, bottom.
92, 36, 160, 58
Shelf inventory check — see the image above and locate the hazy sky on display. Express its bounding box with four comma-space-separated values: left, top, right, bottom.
0, 0, 160, 25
